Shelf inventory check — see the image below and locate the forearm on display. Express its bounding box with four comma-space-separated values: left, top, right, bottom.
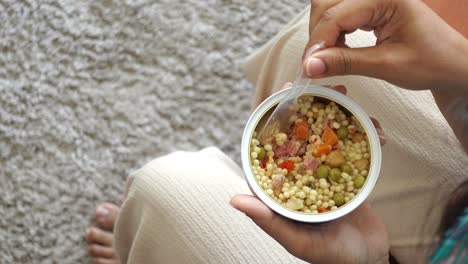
432, 89, 468, 154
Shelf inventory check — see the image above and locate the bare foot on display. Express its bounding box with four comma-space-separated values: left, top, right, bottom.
85, 203, 120, 264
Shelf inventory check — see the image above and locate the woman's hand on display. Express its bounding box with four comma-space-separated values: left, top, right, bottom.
302, 0, 468, 92
230, 197, 389, 264
231, 85, 389, 264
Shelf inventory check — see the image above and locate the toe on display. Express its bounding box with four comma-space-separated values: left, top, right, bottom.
92, 258, 117, 264
95, 203, 120, 231
85, 227, 113, 246
88, 244, 116, 259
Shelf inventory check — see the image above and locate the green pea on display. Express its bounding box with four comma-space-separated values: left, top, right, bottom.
316, 166, 329, 179
329, 168, 342, 182
341, 164, 353, 174
354, 175, 366, 188
333, 193, 345, 206
257, 148, 266, 160
336, 126, 348, 140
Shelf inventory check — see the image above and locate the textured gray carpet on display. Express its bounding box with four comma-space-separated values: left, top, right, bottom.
0, 0, 308, 263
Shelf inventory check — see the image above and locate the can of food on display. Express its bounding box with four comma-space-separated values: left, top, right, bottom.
241, 85, 382, 223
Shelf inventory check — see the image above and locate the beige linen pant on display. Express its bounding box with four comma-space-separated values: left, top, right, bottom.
114, 6, 468, 264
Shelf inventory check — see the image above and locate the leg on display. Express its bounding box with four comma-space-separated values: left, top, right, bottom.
114, 147, 306, 264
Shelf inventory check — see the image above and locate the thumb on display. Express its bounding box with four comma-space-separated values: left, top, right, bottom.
230, 194, 304, 251
303, 46, 391, 79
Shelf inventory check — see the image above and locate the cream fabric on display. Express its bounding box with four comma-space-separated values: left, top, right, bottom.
114, 6, 468, 264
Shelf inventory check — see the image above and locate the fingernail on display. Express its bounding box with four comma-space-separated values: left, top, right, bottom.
376, 127, 385, 137
96, 206, 109, 217
379, 134, 387, 145
305, 57, 326, 77
281, 82, 293, 90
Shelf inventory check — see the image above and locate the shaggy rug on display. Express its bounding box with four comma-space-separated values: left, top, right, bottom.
0, 0, 308, 262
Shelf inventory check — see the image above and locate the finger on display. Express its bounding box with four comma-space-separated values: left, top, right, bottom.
330, 85, 347, 95
305, 0, 343, 57
370, 116, 386, 146
280, 82, 293, 91
230, 195, 309, 253
309, 0, 395, 49
370, 116, 381, 129
302, 45, 392, 78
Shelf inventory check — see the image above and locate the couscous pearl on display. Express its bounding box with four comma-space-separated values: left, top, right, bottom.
331, 206, 338, 211
305, 209, 312, 213
361, 170, 368, 175
364, 153, 370, 159
310, 190, 318, 196
328, 200, 335, 207
335, 186, 342, 192
317, 195, 323, 201
324, 189, 330, 195
312, 210, 319, 214
298, 192, 306, 199
347, 186, 354, 192
323, 196, 329, 202
266, 179, 272, 184
345, 197, 350, 202
284, 192, 290, 198
310, 195, 317, 202
322, 202, 329, 208
253, 160, 260, 166
328, 192, 334, 198
266, 189, 273, 195
306, 198, 313, 206
279, 194, 284, 199
320, 181, 328, 189
316, 200, 322, 206
266, 164, 273, 170
251, 152, 258, 159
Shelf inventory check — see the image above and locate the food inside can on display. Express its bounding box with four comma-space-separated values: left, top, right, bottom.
250, 94, 371, 214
